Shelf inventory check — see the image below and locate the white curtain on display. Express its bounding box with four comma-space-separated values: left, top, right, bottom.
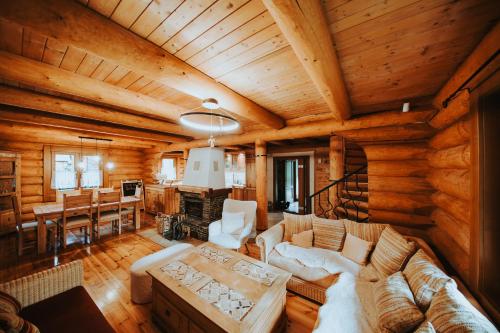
81, 155, 103, 188
51, 153, 77, 189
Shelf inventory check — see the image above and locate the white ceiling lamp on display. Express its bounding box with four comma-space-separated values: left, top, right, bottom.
180, 98, 240, 147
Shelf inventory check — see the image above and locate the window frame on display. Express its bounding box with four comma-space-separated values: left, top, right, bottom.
159, 157, 177, 181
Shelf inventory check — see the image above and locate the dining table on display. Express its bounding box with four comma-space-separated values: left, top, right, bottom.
33, 196, 143, 254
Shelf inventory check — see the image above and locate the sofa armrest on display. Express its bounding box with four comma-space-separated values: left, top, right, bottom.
0, 260, 84, 308
256, 221, 284, 263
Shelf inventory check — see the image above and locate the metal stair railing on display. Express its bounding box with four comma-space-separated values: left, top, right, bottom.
305, 165, 368, 222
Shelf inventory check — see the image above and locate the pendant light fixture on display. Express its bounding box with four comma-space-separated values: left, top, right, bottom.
180, 98, 239, 148
105, 140, 114, 170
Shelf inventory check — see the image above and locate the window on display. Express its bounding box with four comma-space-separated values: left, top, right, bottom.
51, 152, 104, 190
52, 154, 77, 190
225, 153, 246, 187
160, 158, 177, 180
81, 155, 102, 188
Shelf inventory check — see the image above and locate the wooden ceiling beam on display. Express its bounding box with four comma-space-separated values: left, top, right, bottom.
0, 121, 159, 149
0, 51, 186, 124
0, 85, 190, 137
433, 22, 499, 108
0, 0, 285, 129
262, 0, 351, 120
0, 106, 184, 143
162, 109, 434, 152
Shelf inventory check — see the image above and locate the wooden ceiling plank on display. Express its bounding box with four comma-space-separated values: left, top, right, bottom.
103, 65, 129, 85
164, 0, 248, 54
75, 53, 103, 76
110, 0, 152, 29
87, 0, 121, 18
41, 38, 67, 67
262, 0, 351, 121
0, 85, 188, 137
21, 28, 46, 61
0, 107, 182, 143
115, 71, 143, 89
147, 0, 217, 47
0, 51, 186, 122
90, 60, 118, 80
126, 76, 153, 92
0, 0, 285, 128
139, 81, 164, 96
186, 11, 275, 66
163, 109, 434, 151
59, 46, 86, 72
197, 23, 283, 73
129, 0, 184, 38
434, 21, 500, 108
0, 19, 22, 54
175, 0, 266, 60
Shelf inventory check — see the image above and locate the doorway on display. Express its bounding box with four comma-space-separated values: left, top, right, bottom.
273, 156, 309, 214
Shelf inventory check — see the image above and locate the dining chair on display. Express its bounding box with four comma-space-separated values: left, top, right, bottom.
60, 193, 93, 248
56, 189, 81, 203
94, 190, 122, 239
12, 196, 57, 256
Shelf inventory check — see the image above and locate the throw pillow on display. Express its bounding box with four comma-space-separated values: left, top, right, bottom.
341, 233, 374, 265
291, 229, 313, 248
375, 271, 425, 333
403, 249, 455, 311
414, 321, 436, 333
358, 263, 383, 282
426, 283, 497, 333
283, 213, 313, 241
221, 211, 245, 235
312, 216, 345, 251
0, 313, 40, 332
371, 226, 417, 277
343, 219, 387, 242
0, 291, 21, 314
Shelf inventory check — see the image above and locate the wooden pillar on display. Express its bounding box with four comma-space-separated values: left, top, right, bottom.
255, 139, 268, 231
329, 136, 344, 208
329, 136, 344, 180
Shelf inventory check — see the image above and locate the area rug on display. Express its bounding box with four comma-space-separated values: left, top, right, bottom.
137, 229, 201, 248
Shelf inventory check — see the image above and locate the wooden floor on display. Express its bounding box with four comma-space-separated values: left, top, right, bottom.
0, 213, 318, 333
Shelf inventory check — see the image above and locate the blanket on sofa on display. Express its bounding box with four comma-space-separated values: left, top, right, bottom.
313, 272, 377, 333
275, 242, 361, 276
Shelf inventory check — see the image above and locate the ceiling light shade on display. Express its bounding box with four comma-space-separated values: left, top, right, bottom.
201, 98, 219, 110
180, 112, 239, 132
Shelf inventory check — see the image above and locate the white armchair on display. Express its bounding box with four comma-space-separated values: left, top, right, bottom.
208, 199, 257, 252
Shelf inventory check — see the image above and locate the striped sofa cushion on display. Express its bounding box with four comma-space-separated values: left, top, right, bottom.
427, 284, 497, 332
283, 213, 313, 242
403, 249, 455, 311
414, 321, 436, 333
371, 226, 417, 277
343, 219, 387, 243
312, 216, 345, 251
0, 291, 21, 314
375, 271, 425, 332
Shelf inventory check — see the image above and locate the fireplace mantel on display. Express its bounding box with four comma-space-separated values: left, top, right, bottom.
178, 185, 232, 198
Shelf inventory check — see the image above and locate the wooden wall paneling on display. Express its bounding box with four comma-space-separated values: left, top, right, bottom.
430, 90, 470, 129
427, 169, 470, 201
429, 116, 471, 149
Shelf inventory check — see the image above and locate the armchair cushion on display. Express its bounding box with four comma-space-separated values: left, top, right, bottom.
221, 211, 245, 235
209, 233, 241, 250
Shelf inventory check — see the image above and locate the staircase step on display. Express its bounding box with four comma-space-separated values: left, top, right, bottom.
344, 173, 368, 182
345, 157, 367, 165
345, 181, 368, 191
334, 207, 369, 221
340, 198, 368, 210
342, 190, 368, 200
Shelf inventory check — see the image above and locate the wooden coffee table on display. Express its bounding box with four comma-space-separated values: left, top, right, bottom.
147, 242, 292, 333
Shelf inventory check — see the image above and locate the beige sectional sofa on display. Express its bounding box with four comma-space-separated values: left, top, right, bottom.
256, 214, 498, 333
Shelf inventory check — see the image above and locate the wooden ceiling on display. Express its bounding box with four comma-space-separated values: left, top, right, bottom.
0, 0, 497, 145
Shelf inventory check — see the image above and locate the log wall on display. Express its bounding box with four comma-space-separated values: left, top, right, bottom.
427, 90, 472, 282
363, 142, 435, 238
142, 153, 185, 185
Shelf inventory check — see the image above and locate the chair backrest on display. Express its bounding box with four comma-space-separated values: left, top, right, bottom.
56, 189, 81, 203
11, 195, 22, 229
222, 199, 257, 237
63, 193, 92, 220
81, 187, 114, 203
97, 190, 121, 217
